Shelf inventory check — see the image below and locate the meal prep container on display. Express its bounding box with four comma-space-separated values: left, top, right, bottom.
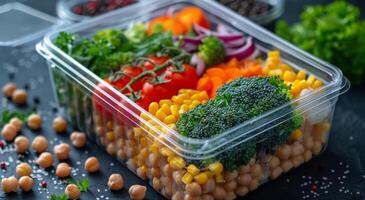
36, 0, 349, 199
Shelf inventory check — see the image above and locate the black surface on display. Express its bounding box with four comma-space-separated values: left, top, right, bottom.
0, 0, 364, 200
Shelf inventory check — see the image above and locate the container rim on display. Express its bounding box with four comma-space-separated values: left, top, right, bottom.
38, 0, 349, 158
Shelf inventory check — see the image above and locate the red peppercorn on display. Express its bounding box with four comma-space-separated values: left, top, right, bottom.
0, 162, 7, 169
0, 140, 5, 148
311, 184, 317, 192
41, 180, 47, 188
72, 6, 83, 15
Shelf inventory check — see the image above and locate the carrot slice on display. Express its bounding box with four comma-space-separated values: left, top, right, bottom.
210, 76, 223, 98
226, 58, 239, 68
175, 6, 209, 30
225, 68, 242, 80
163, 18, 187, 36
248, 65, 263, 76
197, 76, 212, 92
206, 68, 227, 82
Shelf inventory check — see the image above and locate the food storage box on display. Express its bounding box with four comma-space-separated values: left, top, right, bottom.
36, 0, 349, 199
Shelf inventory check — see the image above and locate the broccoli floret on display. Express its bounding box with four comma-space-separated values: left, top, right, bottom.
93, 29, 126, 49
176, 76, 303, 170
198, 36, 226, 67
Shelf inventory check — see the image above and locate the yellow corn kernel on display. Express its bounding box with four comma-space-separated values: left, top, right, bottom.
170, 105, 179, 117
262, 67, 270, 75
106, 121, 113, 130
205, 171, 213, 178
291, 85, 301, 97
182, 172, 194, 184
198, 91, 209, 101
190, 94, 200, 101
106, 131, 115, 141
161, 147, 174, 157
297, 70, 306, 80
172, 96, 184, 104
148, 102, 159, 115
312, 80, 323, 89
155, 109, 167, 121
268, 50, 280, 58
133, 128, 143, 136
194, 172, 208, 185
298, 80, 308, 90
268, 69, 283, 77
307, 75, 316, 86
215, 174, 225, 183
159, 99, 172, 107
163, 115, 176, 124
266, 62, 277, 69
140, 137, 148, 147
183, 100, 192, 105
187, 164, 200, 176
177, 93, 189, 100
191, 100, 201, 108
283, 71, 296, 82
179, 104, 189, 114
169, 157, 186, 169
290, 129, 303, 141
140, 112, 150, 121
149, 143, 159, 153
168, 124, 176, 130
208, 162, 224, 175
161, 104, 171, 115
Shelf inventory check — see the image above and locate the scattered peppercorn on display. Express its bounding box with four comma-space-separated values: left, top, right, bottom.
41, 180, 47, 188
71, 0, 135, 16
0, 140, 5, 148
0, 161, 7, 170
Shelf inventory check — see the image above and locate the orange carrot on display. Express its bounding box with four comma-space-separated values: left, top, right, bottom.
197, 76, 212, 92
206, 68, 227, 82
226, 58, 239, 68
210, 76, 223, 98
175, 6, 209, 30
225, 68, 242, 80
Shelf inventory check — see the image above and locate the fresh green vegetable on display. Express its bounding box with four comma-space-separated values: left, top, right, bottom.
0, 110, 32, 127
50, 194, 68, 200
276, 1, 365, 84
54, 28, 175, 78
176, 76, 303, 170
198, 36, 226, 67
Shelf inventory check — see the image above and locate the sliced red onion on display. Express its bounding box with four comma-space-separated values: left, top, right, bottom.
217, 23, 230, 34
182, 35, 204, 45
191, 54, 205, 76
224, 37, 246, 48
193, 23, 244, 42
225, 37, 256, 60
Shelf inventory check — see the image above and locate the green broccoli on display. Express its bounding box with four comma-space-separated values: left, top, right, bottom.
93, 29, 126, 49
176, 76, 303, 170
198, 36, 226, 67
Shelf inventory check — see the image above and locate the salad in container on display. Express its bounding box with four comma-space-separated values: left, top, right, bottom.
36, 0, 349, 199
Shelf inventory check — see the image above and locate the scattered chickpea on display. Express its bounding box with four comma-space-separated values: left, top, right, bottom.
84, 156, 100, 173
1, 123, 17, 141
53, 143, 71, 160
12, 89, 27, 105
10, 117, 22, 132
16, 162, 32, 177
27, 114, 42, 130
1, 176, 18, 193
65, 184, 81, 200
32, 136, 48, 153
128, 185, 146, 200
56, 163, 72, 178
18, 176, 34, 192
108, 173, 124, 191
185, 182, 202, 196
36, 152, 53, 169
2, 82, 17, 97
70, 131, 87, 148
53, 117, 68, 133
14, 136, 29, 154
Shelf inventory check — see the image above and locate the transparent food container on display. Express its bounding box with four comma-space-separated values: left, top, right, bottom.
36, 0, 349, 199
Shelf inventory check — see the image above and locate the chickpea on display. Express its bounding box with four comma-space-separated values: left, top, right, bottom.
2, 82, 17, 97
275, 144, 291, 160
201, 194, 214, 200
32, 136, 48, 153
53, 117, 68, 133
312, 141, 322, 155
270, 167, 283, 180
185, 182, 202, 196
128, 185, 146, 200
70, 131, 87, 148
280, 160, 293, 173
304, 150, 312, 162
235, 186, 249, 196
108, 173, 124, 191
117, 149, 127, 160
239, 165, 250, 174
269, 156, 280, 169
250, 163, 263, 178
224, 170, 238, 181
16, 162, 32, 177
12, 89, 27, 105
162, 164, 172, 177
303, 136, 314, 149
53, 143, 70, 160
36, 152, 53, 168
248, 178, 259, 191
56, 163, 72, 178
136, 167, 147, 180
10, 117, 22, 132
18, 176, 34, 192
291, 142, 304, 157
106, 143, 117, 155
1, 176, 18, 193
292, 156, 304, 168
202, 178, 215, 193
212, 186, 226, 200
224, 180, 237, 192
27, 114, 42, 130
237, 174, 252, 186
225, 191, 236, 200
65, 184, 81, 200
14, 136, 29, 154
172, 170, 185, 185
1, 123, 17, 141
183, 194, 199, 200
152, 177, 162, 191
84, 156, 100, 173
172, 191, 184, 200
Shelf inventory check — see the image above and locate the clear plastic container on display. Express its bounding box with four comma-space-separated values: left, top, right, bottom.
36, 0, 350, 199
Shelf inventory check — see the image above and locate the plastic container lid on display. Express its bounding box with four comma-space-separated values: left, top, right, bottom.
0, 2, 65, 46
